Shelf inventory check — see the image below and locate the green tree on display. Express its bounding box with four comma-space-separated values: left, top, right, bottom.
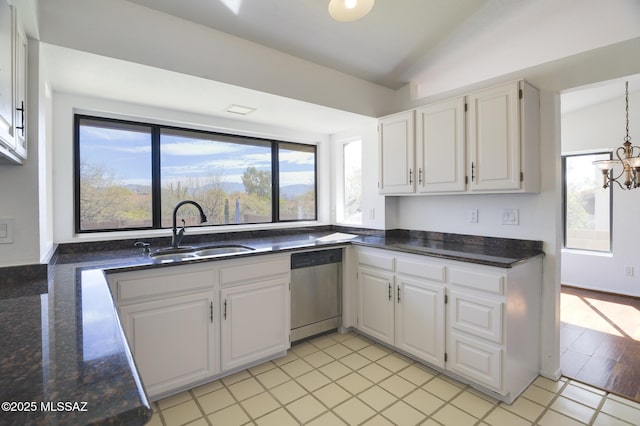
242, 166, 271, 197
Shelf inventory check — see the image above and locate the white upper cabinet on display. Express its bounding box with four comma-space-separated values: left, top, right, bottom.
0, 0, 15, 151
12, 14, 26, 158
0, 0, 27, 164
378, 80, 539, 195
416, 97, 466, 193
378, 110, 415, 194
466, 80, 539, 192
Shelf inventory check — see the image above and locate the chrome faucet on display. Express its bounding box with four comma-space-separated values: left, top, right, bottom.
172, 200, 208, 248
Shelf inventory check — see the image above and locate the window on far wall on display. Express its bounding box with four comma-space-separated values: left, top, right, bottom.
341, 139, 362, 225
563, 152, 612, 252
75, 115, 317, 233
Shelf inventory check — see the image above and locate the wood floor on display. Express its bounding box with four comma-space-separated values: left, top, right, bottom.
560, 285, 640, 402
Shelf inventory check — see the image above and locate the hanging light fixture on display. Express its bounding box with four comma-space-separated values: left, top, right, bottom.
593, 81, 640, 189
328, 0, 374, 22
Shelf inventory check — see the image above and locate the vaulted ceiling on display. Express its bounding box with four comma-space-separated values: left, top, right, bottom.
124, 0, 487, 90
36, 0, 640, 133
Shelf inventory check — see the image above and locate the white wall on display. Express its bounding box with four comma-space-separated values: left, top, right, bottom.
38, 0, 396, 118
0, 40, 45, 267
561, 90, 640, 296
409, 0, 640, 100
51, 92, 334, 243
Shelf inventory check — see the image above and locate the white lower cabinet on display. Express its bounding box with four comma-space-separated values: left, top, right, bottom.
219, 254, 291, 372
119, 291, 217, 398
221, 279, 290, 371
108, 264, 219, 400
355, 246, 542, 403
108, 253, 290, 401
357, 249, 446, 368
395, 275, 445, 368
358, 265, 395, 345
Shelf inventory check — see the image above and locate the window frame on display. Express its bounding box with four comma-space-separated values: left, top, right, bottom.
338, 137, 362, 226
562, 150, 613, 253
74, 114, 318, 233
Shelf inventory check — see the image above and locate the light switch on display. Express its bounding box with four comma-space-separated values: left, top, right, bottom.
500, 208, 519, 225
0, 219, 14, 244
469, 209, 478, 223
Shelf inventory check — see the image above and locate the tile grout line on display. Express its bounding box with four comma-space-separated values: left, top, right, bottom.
153, 330, 640, 426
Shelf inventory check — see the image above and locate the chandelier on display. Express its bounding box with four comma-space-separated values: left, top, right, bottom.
328, 0, 374, 22
593, 81, 640, 189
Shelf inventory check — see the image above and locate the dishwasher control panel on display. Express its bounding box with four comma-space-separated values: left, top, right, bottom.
291, 248, 343, 269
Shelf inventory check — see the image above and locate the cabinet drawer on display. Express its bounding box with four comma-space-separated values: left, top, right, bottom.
220, 255, 289, 286
448, 331, 502, 392
450, 268, 504, 295
397, 258, 445, 282
449, 292, 503, 344
358, 250, 394, 271
112, 268, 214, 304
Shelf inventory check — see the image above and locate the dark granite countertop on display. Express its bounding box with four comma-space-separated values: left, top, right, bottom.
351, 233, 544, 268
0, 227, 543, 425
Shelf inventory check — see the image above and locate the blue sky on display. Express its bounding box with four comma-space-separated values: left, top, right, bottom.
80, 125, 315, 187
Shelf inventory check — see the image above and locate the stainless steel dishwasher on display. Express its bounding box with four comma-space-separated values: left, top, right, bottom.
290, 248, 342, 342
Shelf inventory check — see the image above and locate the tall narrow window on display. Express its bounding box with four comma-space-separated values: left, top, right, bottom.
563, 152, 612, 252
342, 139, 362, 224
76, 118, 153, 231
278, 142, 317, 221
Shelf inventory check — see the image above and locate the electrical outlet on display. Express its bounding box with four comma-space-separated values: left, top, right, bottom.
469, 209, 478, 223
369, 208, 375, 220
625, 266, 634, 277
501, 208, 519, 225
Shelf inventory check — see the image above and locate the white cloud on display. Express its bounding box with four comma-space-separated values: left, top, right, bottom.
161, 140, 242, 156
280, 171, 315, 186
280, 150, 315, 165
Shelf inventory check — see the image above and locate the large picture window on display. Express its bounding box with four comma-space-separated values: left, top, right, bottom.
563, 152, 612, 252
75, 115, 317, 232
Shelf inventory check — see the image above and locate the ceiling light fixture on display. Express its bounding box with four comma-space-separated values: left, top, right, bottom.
328, 0, 374, 22
593, 81, 640, 189
225, 104, 256, 115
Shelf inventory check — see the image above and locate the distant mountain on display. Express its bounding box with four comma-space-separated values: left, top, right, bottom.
124, 184, 151, 194
217, 182, 245, 194
280, 184, 313, 199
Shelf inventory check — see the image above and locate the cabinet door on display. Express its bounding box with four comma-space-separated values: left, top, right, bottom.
416, 98, 465, 193
449, 291, 503, 344
221, 279, 290, 371
467, 81, 521, 191
447, 330, 502, 392
379, 110, 415, 194
119, 291, 218, 400
358, 266, 394, 345
395, 276, 445, 368
12, 14, 26, 158
0, 0, 15, 150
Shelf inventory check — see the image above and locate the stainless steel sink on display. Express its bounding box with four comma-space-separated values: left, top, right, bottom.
150, 244, 254, 261
193, 245, 254, 257
150, 252, 199, 262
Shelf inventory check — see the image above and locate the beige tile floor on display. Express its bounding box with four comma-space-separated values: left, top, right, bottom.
146, 331, 640, 426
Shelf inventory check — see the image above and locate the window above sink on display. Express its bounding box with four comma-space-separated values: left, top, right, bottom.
74, 115, 318, 234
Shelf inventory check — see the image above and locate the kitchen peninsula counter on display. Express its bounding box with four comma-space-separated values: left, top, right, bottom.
0, 227, 543, 425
